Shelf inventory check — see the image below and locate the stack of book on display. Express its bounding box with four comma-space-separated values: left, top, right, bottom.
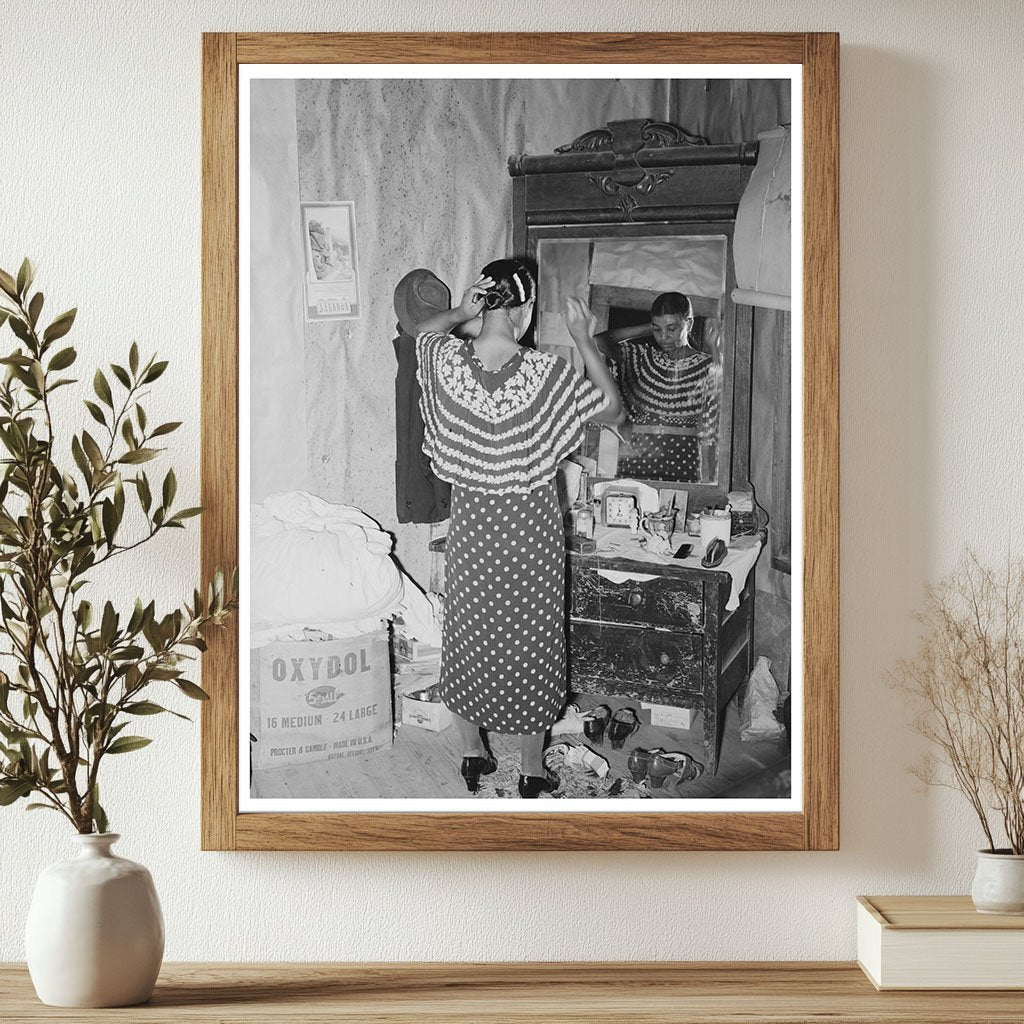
857, 895, 1024, 989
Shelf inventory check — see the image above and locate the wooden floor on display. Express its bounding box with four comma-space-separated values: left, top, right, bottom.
253, 695, 789, 800
5, 962, 1024, 1023
252, 591, 790, 801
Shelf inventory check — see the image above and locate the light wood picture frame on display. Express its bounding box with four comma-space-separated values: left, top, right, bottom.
201, 32, 839, 851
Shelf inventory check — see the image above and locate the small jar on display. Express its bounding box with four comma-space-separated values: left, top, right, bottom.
570, 502, 594, 539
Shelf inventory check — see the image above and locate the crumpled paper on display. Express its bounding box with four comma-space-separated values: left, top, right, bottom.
544, 741, 609, 779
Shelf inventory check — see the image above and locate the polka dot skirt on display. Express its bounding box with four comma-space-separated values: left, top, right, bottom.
617, 433, 702, 482
441, 481, 567, 734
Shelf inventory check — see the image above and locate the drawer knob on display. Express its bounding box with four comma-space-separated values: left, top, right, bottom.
659, 652, 672, 666
628, 591, 643, 607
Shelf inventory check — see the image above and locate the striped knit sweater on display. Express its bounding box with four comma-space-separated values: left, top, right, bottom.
416, 331, 608, 494
617, 340, 720, 442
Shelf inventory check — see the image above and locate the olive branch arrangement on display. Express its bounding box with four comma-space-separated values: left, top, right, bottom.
895, 552, 1024, 854
0, 259, 236, 833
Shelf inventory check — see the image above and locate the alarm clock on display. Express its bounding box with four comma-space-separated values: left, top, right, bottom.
601, 491, 639, 528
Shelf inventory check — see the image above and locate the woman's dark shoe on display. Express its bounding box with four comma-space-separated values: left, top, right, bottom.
517, 770, 560, 799
582, 704, 612, 745
461, 754, 497, 793
608, 707, 641, 750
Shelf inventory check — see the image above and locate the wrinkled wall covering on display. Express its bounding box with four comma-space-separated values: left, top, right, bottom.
290, 77, 787, 584
6, 0, 1024, 967
250, 79, 308, 502
751, 308, 791, 599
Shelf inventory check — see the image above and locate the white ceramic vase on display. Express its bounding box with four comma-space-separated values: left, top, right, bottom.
25, 833, 164, 1007
971, 850, 1024, 915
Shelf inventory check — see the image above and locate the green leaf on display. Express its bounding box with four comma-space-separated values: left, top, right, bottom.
16, 258, 34, 298
71, 435, 92, 482
142, 360, 168, 383
136, 473, 152, 513
129, 342, 139, 375
48, 346, 76, 371
121, 418, 137, 449
27, 292, 43, 328
110, 363, 131, 388
81, 431, 105, 472
0, 269, 18, 300
124, 700, 171, 716
136, 404, 147, 432
150, 421, 181, 438
26, 802, 61, 813
100, 601, 117, 647
93, 369, 113, 408
168, 507, 202, 524
84, 400, 106, 427
176, 679, 210, 701
162, 468, 176, 508
91, 785, 108, 834
42, 308, 76, 344
105, 735, 152, 755
0, 779, 33, 805
118, 448, 158, 465
8, 317, 31, 345
113, 475, 125, 522
101, 498, 116, 546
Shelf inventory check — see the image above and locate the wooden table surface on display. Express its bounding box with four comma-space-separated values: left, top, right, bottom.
3, 962, 1024, 1023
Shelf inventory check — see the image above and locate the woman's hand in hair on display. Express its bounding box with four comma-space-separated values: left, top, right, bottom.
414, 275, 495, 336
457, 275, 495, 322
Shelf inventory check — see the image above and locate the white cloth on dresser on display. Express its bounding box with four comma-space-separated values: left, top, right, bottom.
593, 528, 761, 611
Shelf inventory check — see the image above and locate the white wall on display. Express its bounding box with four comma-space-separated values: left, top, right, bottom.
1, 0, 1022, 962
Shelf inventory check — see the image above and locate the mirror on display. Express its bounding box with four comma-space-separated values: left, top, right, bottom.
535, 235, 732, 491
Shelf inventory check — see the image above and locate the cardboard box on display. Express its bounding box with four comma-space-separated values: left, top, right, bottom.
400, 694, 453, 732
251, 631, 393, 769
641, 701, 695, 730
395, 676, 452, 732
393, 632, 441, 662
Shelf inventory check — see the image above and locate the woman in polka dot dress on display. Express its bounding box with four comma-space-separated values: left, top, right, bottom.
416, 259, 625, 797
595, 292, 721, 483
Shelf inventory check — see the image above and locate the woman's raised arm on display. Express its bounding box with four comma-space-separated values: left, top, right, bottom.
564, 298, 627, 425
415, 275, 494, 335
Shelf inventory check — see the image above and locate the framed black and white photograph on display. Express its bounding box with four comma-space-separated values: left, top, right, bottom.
202, 32, 839, 851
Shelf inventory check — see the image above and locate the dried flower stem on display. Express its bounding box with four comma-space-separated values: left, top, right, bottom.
895, 552, 1024, 854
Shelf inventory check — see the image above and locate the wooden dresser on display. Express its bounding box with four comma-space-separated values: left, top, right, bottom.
567, 547, 754, 775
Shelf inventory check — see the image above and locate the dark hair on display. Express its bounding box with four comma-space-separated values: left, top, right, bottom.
650, 291, 693, 319
480, 258, 536, 311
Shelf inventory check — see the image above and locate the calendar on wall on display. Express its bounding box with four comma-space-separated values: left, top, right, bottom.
300, 201, 361, 321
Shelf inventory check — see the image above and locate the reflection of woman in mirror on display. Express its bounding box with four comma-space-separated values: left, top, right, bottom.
591, 292, 721, 482
414, 259, 624, 798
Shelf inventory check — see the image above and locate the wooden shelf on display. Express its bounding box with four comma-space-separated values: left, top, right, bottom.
3, 962, 1024, 1022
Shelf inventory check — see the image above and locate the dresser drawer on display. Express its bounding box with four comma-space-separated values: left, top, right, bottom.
570, 564, 705, 631
568, 621, 704, 702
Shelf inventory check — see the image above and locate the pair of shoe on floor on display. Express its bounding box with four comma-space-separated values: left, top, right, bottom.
460, 755, 558, 799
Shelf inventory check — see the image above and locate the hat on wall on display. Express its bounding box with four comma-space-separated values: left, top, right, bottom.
393, 269, 451, 337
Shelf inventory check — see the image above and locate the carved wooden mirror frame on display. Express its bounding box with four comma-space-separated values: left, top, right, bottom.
201, 32, 839, 851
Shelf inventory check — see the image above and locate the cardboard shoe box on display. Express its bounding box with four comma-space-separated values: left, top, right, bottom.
396, 677, 452, 732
